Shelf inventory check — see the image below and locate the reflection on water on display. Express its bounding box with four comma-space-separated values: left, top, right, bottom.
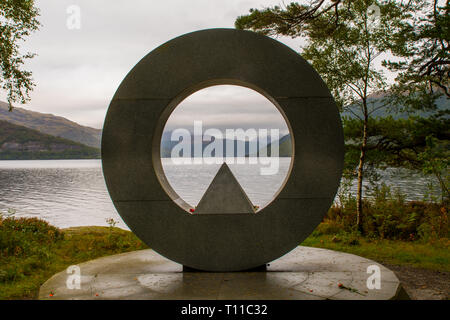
0, 159, 439, 229
162, 157, 291, 209
344, 167, 440, 203
0, 160, 120, 229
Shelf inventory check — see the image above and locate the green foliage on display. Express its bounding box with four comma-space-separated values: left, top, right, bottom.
236, 0, 418, 106
343, 113, 449, 201
0, 215, 147, 299
307, 179, 449, 271
300, 0, 403, 107
419, 135, 450, 201
235, 0, 344, 37
302, 233, 450, 271
236, 1, 425, 233
385, 0, 449, 105
299, 0, 415, 232
319, 183, 449, 240
343, 113, 449, 167
0, 216, 62, 283
235, 0, 445, 109
0, 120, 100, 159
236, 2, 448, 229
0, 0, 40, 110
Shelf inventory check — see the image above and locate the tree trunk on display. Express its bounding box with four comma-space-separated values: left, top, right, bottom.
356, 102, 369, 234
432, 165, 450, 204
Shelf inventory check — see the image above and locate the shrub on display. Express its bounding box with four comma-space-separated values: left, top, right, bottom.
320, 183, 449, 241
0, 216, 63, 284
314, 219, 346, 236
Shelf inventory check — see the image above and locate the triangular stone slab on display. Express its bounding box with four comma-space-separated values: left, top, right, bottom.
195, 163, 255, 214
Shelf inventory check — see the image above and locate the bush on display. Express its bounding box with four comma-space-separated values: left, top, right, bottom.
0, 217, 62, 257
0, 216, 146, 298
314, 219, 346, 236
0, 216, 63, 284
320, 183, 449, 241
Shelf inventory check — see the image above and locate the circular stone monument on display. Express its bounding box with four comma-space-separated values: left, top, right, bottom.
102, 28, 344, 271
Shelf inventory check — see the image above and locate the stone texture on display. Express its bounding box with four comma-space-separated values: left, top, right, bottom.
113, 198, 332, 272
195, 163, 255, 214
39, 247, 407, 300
101, 29, 345, 271
111, 30, 332, 100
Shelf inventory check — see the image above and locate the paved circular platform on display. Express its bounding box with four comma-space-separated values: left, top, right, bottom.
39, 247, 408, 300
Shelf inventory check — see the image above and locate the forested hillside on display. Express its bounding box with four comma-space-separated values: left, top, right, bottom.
0, 120, 100, 160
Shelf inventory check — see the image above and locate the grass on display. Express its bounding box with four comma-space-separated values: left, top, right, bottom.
0, 218, 448, 300
0, 224, 147, 300
302, 232, 450, 272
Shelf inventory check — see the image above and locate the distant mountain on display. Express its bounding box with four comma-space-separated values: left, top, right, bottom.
161, 131, 293, 158
342, 93, 449, 119
0, 120, 100, 160
0, 101, 102, 148
253, 134, 292, 157
161, 135, 256, 158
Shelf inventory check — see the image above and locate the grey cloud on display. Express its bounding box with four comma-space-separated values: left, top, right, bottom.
9, 0, 302, 131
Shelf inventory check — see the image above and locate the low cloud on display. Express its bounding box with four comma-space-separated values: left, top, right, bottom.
4, 0, 302, 131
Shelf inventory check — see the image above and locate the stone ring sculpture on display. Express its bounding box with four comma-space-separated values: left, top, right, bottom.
102, 29, 344, 271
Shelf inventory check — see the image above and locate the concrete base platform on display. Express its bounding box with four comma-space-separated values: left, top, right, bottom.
39, 246, 408, 300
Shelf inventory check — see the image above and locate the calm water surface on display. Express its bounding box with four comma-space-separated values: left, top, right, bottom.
0, 159, 439, 229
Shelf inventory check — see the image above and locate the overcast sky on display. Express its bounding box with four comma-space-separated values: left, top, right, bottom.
0, 0, 303, 131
